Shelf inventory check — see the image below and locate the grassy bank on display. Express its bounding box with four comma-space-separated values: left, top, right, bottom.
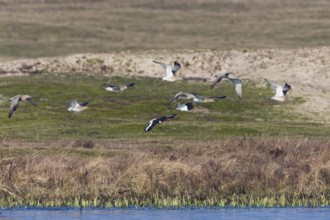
0, 73, 329, 207
0, 73, 327, 141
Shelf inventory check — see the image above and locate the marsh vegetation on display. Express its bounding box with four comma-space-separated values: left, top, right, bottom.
0, 74, 329, 207
0, 0, 329, 209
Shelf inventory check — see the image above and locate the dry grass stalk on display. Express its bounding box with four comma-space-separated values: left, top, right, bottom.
0, 136, 329, 206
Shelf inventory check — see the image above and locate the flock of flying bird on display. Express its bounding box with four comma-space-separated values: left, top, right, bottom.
8, 60, 291, 132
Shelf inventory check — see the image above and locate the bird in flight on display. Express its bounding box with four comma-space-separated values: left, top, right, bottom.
211, 72, 242, 99
211, 72, 231, 89
153, 60, 182, 81
191, 93, 226, 103
67, 99, 89, 112
8, 95, 37, 118
170, 92, 226, 105
170, 92, 199, 104
104, 83, 135, 93
228, 77, 242, 99
144, 114, 176, 132
265, 79, 291, 102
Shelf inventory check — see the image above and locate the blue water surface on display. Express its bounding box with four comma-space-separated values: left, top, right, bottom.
1, 207, 330, 220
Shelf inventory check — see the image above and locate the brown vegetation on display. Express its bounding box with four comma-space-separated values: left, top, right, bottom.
1, 0, 330, 60
0, 137, 329, 206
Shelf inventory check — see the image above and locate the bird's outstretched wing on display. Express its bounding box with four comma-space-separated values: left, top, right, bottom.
209, 95, 227, 100
170, 92, 189, 104
144, 118, 159, 132
165, 114, 176, 120
230, 78, 242, 98
211, 73, 230, 89
26, 97, 37, 106
79, 101, 89, 107
153, 60, 173, 77
105, 84, 121, 92
265, 79, 284, 97
8, 96, 20, 118
160, 114, 177, 121
191, 92, 204, 100
70, 99, 79, 108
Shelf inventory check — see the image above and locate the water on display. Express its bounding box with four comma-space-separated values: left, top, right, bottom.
1, 207, 329, 220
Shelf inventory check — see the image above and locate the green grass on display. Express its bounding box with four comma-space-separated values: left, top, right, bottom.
0, 73, 328, 143
0, 193, 329, 208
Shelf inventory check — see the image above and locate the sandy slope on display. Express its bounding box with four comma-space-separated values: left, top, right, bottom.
0, 47, 329, 122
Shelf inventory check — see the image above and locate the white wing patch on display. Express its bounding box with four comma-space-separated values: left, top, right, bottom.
274, 85, 284, 97
165, 65, 174, 78
235, 83, 242, 98
266, 79, 284, 98
144, 118, 158, 132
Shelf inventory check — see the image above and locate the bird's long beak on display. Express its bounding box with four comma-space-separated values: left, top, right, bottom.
26, 98, 37, 106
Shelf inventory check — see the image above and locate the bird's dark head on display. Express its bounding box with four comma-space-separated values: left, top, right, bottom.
174, 61, 181, 67
186, 103, 195, 110
284, 83, 291, 89
283, 83, 292, 95
127, 83, 135, 88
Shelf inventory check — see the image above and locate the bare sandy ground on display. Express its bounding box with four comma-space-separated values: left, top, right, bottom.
0, 47, 329, 122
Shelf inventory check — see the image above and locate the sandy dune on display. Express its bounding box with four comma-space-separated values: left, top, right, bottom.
0, 47, 329, 122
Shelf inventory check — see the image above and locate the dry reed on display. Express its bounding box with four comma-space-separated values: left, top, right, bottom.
0, 136, 329, 207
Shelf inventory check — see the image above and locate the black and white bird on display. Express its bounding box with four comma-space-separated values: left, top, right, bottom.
8, 95, 37, 118
265, 79, 291, 102
211, 72, 231, 89
104, 83, 135, 93
144, 114, 176, 132
67, 99, 89, 112
176, 102, 195, 111
153, 60, 182, 81
211, 72, 242, 99
170, 92, 226, 105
